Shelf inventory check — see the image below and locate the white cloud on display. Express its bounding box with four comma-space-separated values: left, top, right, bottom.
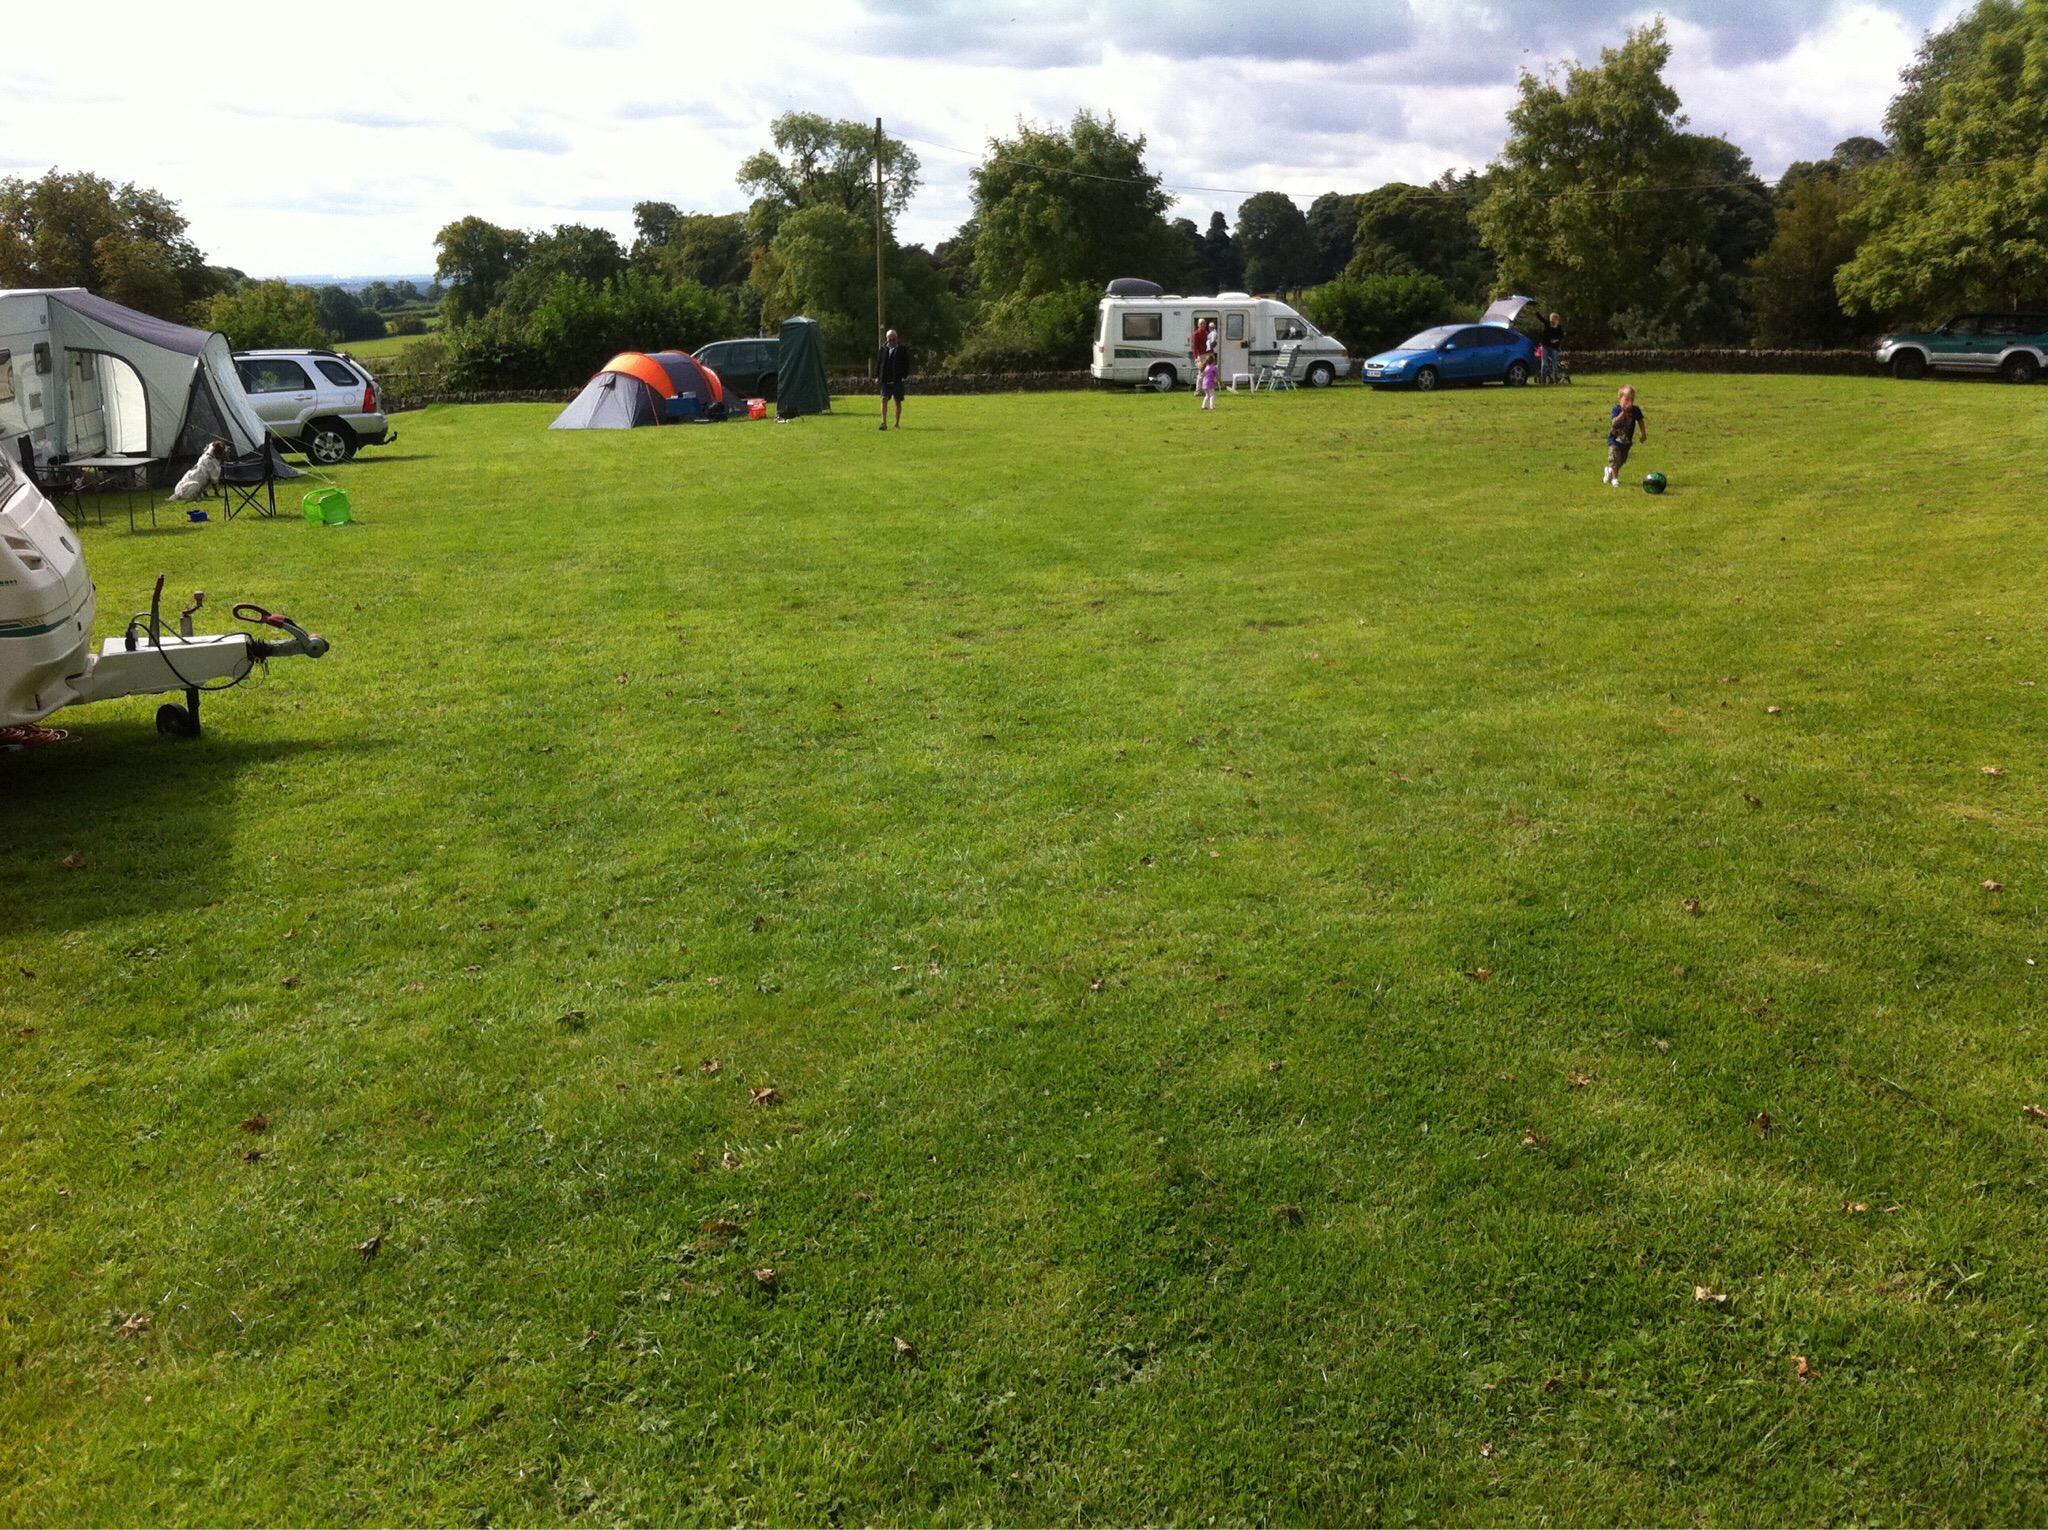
0, 0, 1959, 276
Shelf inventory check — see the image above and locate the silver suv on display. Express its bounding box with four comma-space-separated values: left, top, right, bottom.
233, 349, 394, 465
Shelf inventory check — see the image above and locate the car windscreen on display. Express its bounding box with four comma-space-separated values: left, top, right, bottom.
1395, 327, 1459, 350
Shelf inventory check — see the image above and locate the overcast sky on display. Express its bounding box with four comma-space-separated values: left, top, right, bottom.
4, 0, 1963, 278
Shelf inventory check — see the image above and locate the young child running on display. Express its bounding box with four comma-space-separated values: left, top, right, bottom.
1200, 356, 1220, 411
1604, 384, 1647, 486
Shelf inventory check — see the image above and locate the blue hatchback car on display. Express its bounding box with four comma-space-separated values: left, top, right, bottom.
1360, 323, 1537, 392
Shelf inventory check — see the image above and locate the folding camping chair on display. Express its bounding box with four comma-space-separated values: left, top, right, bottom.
220, 441, 280, 520
1253, 343, 1302, 392
16, 439, 93, 527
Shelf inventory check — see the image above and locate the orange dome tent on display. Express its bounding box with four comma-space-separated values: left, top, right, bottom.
551, 349, 727, 429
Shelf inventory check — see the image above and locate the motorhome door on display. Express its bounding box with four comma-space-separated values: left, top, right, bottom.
1219, 310, 1251, 381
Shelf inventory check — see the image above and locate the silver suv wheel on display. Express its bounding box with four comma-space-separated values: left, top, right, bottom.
304, 422, 354, 466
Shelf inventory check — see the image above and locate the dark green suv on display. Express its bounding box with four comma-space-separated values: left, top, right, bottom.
1877, 312, 2048, 383
695, 337, 780, 401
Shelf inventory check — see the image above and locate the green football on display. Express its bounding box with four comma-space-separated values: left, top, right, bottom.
1643, 472, 1668, 494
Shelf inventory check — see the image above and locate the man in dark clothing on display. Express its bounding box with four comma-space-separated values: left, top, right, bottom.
1540, 311, 1566, 382
877, 329, 911, 430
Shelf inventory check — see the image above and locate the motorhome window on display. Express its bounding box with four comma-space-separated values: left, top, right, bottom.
1224, 314, 1246, 341
316, 360, 361, 387
1122, 313, 1163, 341
1274, 317, 1306, 341
0, 351, 13, 404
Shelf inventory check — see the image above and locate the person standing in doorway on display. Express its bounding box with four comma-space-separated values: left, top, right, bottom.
877, 329, 912, 430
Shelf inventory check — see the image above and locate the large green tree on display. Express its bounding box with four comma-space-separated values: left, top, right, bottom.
969, 112, 1174, 304
750, 204, 958, 367
1305, 192, 1366, 284
433, 216, 530, 323
1234, 192, 1316, 293
313, 285, 388, 342
1346, 179, 1492, 301
495, 224, 628, 316
1201, 211, 1243, 291
1750, 140, 1891, 346
0, 169, 222, 318
199, 281, 331, 349
1475, 23, 1752, 344
739, 114, 919, 248
1837, 0, 2048, 318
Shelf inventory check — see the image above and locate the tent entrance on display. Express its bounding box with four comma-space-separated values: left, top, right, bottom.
63, 349, 148, 457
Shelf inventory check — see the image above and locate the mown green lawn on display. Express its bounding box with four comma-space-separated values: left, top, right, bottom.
343, 327, 440, 364
4, 377, 2046, 1525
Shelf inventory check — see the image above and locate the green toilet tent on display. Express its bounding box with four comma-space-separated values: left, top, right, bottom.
776, 317, 830, 418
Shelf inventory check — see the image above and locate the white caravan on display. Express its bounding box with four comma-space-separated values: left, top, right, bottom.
0, 445, 328, 739
0, 288, 273, 464
1091, 291, 1352, 391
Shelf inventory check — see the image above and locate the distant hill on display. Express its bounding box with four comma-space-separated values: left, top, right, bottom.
273, 274, 437, 293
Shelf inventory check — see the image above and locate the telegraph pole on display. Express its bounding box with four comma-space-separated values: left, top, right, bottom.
874, 117, 888, 364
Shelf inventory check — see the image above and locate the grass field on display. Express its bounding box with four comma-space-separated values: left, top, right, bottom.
342, 327, 440, 364
4, 377, 2047, 1524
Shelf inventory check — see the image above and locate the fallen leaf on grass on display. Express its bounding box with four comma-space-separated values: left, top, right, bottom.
1983, 765, 2008, 778
59, 853, 86, 870
1766, 705, 1783, 715
1273, 1203, 1304, 1225
1682, 897, 1702, 916
280, 974, 301, 990
240, 1112, 268, 1134
241, 1149, 265, 1164
1521, 1130, 1549, 1150
698, 1058, 723, 1076
1983, 879, 2005, 892
116, 1312, 151, 1338
2022, 1104, 2048, 1125
721, 1151, 743, 1171
750, 1086, 783, 1107
1741, 792, 1763, 809
1464, 968, 1494, 983
752, 1266, 778, 1291
1751, 1111, 1773, 1138
1794, 1355, 1815, 1382
1693, 1285, 1730, 1307
1478, 1441, 1496, 1459
1266, 1060, 1284, 1073
356, 1233, 383, 1261
893, 1334, 918, 1360
1567, 1069, 1593, 1089
1844, 1201, 1869, 1214
1653, 1038, 1672, 1054
699, 1220, 743, 1243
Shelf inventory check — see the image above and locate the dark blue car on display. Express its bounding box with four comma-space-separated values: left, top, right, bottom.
1359, 323, 1537, 392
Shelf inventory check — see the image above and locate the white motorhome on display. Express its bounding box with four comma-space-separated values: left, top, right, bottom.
1090, 288, 1351, 391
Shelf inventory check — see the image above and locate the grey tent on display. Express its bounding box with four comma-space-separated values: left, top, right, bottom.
0, 288, 277, 465
775, 317, 830, 419
550, 369, 663, 430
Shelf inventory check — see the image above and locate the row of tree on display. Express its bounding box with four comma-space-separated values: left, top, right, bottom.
3, 0, 2040, 375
